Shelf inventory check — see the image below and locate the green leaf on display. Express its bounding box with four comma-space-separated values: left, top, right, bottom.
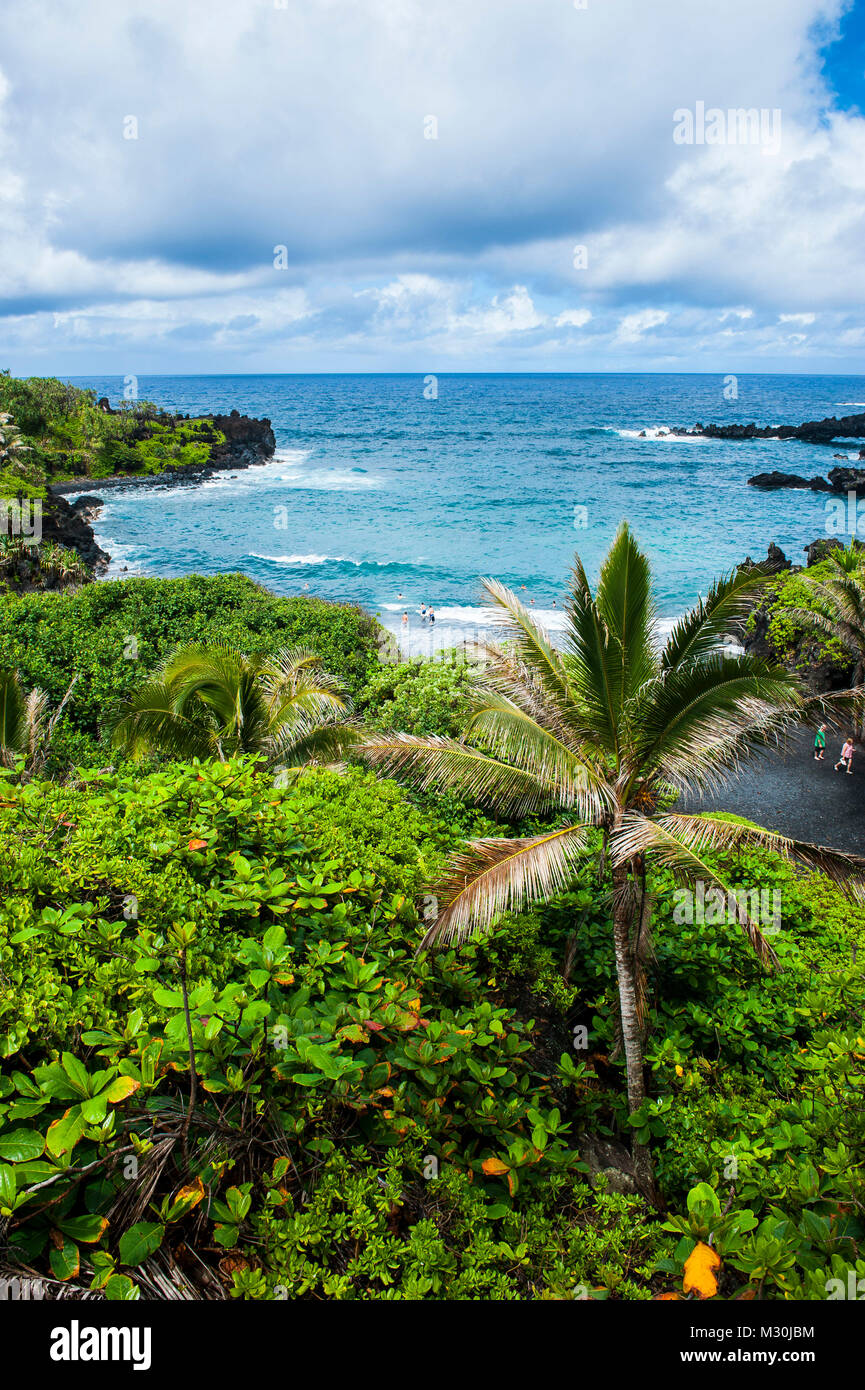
0, 1129, 45, 1162
105, 1274, 140, 1301
57, 1214, 109, 1244
0, 1164, 17, 1207
49, 1235, 80, 1281
118, 1221, 163, 1267
61, 1052, 91, 1096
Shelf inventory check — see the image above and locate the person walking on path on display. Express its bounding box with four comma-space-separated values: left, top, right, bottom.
814, 724, 827, 761
834, 736, 855, 775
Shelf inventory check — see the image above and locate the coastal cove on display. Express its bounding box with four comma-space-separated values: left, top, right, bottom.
60, 373, 865, 656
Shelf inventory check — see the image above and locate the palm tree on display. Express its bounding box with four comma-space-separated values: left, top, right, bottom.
361, 525, 865, 1192
0, 667, 78, 776
789, 542, 865, 734
110, 642, 360, 768
0, 413, 32, 476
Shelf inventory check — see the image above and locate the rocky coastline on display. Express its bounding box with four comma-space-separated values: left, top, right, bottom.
738, 536, 860, 694
679, 408, 865, 448
45, 409, 276, 570
670, 408, 865, 496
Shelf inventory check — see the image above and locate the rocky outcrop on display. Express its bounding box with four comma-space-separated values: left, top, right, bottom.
683, 410, 865, 446
748, 465, 865, 495
47, 409, 276, 569
739, 537, 862, 694
748, 470, 831, 491
39, 493, 110, 572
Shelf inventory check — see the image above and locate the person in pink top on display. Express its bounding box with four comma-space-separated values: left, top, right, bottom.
834, 736, 855, 775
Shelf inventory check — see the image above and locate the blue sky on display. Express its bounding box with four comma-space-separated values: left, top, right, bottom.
0, 0, 863, 374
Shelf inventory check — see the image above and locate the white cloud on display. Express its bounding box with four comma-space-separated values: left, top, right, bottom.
556, 309, 592, 328
616, 310, 670, 343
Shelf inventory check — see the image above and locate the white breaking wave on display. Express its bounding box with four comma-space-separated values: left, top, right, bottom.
249, 552, 359, 566
617, 426, 709, 443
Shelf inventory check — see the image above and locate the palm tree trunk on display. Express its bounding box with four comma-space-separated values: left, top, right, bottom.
611, 864, 655, 1195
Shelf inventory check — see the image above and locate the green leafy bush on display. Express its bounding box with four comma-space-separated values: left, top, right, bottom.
0, 574, 381, 765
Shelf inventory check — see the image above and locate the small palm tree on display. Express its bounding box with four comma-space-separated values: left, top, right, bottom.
789, 543, 865, 733
0, 667, 78, 776
110, 642, 361, 767
362, 525, 865, 1191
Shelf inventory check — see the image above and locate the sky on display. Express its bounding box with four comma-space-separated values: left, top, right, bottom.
0, 0, 863, 375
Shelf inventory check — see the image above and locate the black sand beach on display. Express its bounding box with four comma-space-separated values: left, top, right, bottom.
685, 728, 864, 853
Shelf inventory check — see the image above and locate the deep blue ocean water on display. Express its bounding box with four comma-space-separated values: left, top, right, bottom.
67, 373, 865, 652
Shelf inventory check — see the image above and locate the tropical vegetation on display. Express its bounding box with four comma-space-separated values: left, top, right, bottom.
0, 417, 862, 1301
361, 525, 865, 1193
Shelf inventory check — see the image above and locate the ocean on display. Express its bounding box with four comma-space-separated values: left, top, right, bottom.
67, 373, 865, 655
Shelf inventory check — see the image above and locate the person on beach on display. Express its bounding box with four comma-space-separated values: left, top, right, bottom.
428, 607, 435, 625
419, 604, 428, 622
814, 725, 827, 760
834, 736, 855, 775
401, 611, 408, 627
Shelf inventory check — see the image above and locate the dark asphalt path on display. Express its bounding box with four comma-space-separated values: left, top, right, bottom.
683, 729, 864, 853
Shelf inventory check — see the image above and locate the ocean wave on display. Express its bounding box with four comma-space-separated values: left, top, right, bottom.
249, 552, 359, 567
617, 427, 709, 443
835, 402, 865, 408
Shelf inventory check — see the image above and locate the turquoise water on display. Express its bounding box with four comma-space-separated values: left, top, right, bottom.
68, 373, 865, 650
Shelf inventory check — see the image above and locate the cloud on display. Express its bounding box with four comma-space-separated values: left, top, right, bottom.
556, 309, 592, 328
616, 310, 670, 342
0, 0, 861, 369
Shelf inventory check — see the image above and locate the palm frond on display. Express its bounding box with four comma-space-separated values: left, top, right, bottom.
630, 654, 803, 794
593, 522, 657, 709
662, 564, 772, 670
481, 577, 577, 718
422, 824, 591, 949
611, 813, 779, 966
563, 556, 621, 758
267, 718, 364, 768
645, 812, 865, 903
463, 694, 614, 821
360, 732, 565, 818
109, 681, 216, 761
0, 667, 27, 758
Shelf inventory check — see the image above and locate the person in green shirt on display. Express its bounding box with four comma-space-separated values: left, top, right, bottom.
814, 724, 827, 761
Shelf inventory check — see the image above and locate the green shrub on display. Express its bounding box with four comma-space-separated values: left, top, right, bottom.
0, 574, 382, 765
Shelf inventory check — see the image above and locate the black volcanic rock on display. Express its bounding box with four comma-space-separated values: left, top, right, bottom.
748, 470, 830, 491
47, 409, 276, 570
684, 410, 865, 445
827, 466, 865, 494
40, 493, 110, 572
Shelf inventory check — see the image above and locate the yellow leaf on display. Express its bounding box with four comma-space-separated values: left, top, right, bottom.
481, 1157, 510, 1176
105, 1076, 140, 1104
173, 1177, 205, 1210
675, 1065, 684, 1077
683, 1242, 721, 1299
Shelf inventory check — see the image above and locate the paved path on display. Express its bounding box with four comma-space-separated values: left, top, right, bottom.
683, 729, 864, 853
